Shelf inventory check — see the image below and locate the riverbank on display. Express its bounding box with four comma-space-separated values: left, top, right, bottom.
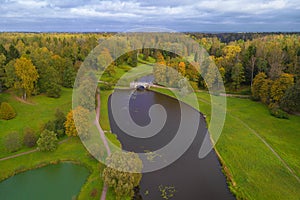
150, 87, 300, 200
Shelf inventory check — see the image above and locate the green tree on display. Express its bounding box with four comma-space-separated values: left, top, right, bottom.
280, 81, 300, 113
103, 152, 143, 200
4, 132, 22, 153
251, 72, 267, 100
62, 66, 76, 88
231, 62, 245, 90
14, 57, 39, 100
0, 102, 16, 120
37, 129, 58, 152
0, 54, 6, 92
46, 82, 61, 98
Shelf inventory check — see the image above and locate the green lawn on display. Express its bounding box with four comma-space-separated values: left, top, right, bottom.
0, 88, 122, 200
151, 87, 300, 200
0, 88, 73, 157
0, 138, 118, 200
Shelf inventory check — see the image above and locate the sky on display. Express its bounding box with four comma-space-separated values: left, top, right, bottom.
0, 0, 300, 32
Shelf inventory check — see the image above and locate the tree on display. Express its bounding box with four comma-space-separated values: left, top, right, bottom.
4, 132, 22, 153
77, 75, 97, 111
46, 82, 61, 98
243, 45, 257, 86
7, 45, 20, 62
0, 54, 6, 92
62, 66, 76, 88
270, 73, 294, 103
178, 61, 186, 76
103, 152, 143, 200
280, 81, 300, 113
65, 106, 90, 139
37, 129, 58, 152
65, 109, 77, 137
259, 79, 273, 105
14, 57, 39, 100
251, 72, 267, 100
0, 102, 16, 120
231, 62, 245, 90
23, 127, 37, 147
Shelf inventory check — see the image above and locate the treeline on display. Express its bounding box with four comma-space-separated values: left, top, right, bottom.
0, 33, 101, 99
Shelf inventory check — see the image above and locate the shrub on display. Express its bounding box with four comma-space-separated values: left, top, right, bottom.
23, 127, 37, 147
4, 131, 22, 152
90, 188, 98, 198
37, 129, 58, 152
0, 102, 16, 120
46, 83, 61, 98
269, 103, 289, 119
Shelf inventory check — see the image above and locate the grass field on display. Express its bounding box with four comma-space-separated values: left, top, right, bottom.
150, 87, 300, 200
0, 88, 122, 200
0, 88, 73, 157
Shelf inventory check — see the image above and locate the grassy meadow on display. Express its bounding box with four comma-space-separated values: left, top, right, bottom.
151, 87, 300, 200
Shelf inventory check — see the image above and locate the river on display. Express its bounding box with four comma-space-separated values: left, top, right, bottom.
108, 89, 234, 200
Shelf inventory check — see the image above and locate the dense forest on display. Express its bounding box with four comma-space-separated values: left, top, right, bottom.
0, 32, 299, 117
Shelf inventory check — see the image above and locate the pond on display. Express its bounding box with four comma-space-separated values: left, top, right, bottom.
0, 163, 89, 200
108, 89, 234, 200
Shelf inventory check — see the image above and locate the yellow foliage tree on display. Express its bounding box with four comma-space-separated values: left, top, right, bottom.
271, 73, 294, 103
14, 57, 39, 100
178, 61, 186, 76
64, 106, 90, 139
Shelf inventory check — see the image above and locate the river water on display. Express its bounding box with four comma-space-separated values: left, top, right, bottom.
108, 89, 234, 200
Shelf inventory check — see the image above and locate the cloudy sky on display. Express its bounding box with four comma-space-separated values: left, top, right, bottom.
0, 0, 299, 32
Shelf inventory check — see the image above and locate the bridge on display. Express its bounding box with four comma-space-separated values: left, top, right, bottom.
130, 81, 153, 89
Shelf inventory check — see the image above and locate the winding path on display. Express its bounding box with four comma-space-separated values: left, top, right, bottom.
95, 88, 112, 200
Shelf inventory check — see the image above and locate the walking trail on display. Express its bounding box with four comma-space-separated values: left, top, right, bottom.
95, 89, 112, 200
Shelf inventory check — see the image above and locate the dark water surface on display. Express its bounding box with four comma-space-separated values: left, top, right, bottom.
0, 163, 89, 200
108, 89, 234, 200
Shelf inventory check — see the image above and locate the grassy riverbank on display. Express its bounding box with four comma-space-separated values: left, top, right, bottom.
150, 87, 300, 200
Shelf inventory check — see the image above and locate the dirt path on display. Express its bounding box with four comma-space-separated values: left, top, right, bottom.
95, 89, 112, 200
0, 138, 69, 162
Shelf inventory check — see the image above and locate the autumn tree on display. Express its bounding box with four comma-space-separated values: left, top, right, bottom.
251, 72, 267, 100
65, 106, 90, 139
259, 79, 273, 104
0, 102, 16, 120
178, 61, 186, 76
14, 57, 39, 100
103, 152, 143, 200
270, 73, 294, 104
37, 129, 58, 152
23, 127, 37, 148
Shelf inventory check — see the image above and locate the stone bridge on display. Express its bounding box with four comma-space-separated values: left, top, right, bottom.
130, 81, 153, 89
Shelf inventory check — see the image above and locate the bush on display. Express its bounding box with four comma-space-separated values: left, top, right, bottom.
269, 103, 289, 119
23, 127, 37, 147
0, 102, 16, 120
37, 129, 58, 152
4, 131, 22, 153
46, 83, 61, 98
